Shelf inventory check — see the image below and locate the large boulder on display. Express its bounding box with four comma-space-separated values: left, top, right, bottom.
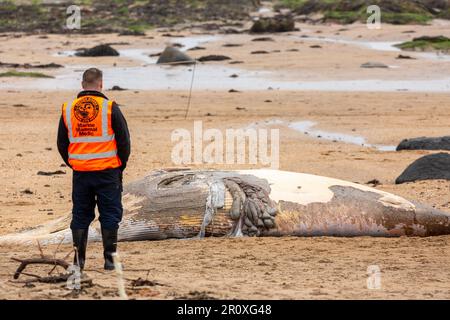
75, 44, 119, 57
250, 15, 295, 33
397, 136, 450, 151
395, 153, 450, 184
156, 46, 195, 65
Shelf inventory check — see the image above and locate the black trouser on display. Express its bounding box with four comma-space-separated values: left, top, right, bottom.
70, 168, 123, 231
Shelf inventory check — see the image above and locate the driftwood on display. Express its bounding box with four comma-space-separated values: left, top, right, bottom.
11, 275, 93, 293
10, 255, 93, 287
11, 257, 70, 280
10, 239, 75, 287
9, 242, 90, 291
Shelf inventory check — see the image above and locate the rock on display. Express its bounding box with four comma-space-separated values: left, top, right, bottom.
396, 153, 450, 184
106, 42, 130, 46
396, 54, 416, 59
222, 43, 242, 47
310, 45, 322, 49
198, 55, 231, 62
187, 46, 206, 51
230, 74, 239, 78
171, 43, 184, 48
252, 37, 274, 42
191, 22, 222, 31
37, 170, 66, 176
110, 86, 127, 91
366, 179, 381, 187
251, 50, 269, 54
250, 15, 295, 33
229, 61, 244, 64
161, 33, 184, 38
75, 44, 119, 57
156, 46, 195, 65
21, 189, 34, 195
221, 28, 243, 34
361, 62, 389, 69
287, 48, 299, 52
397, 136, 450, 151
228, 89, 241, 93
119, 29, 145, 36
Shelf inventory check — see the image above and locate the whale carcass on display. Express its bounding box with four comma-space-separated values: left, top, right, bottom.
1, 169, 450, 245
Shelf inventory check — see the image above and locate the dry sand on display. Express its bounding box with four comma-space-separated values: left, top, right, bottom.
1, 22, 450, 299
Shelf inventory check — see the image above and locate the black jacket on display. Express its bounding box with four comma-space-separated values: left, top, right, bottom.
57, 91, 131, 171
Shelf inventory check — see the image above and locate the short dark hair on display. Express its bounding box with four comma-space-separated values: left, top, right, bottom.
82, 68, 103, 87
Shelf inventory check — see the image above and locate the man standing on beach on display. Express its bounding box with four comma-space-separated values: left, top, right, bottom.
57, 68, 131, 271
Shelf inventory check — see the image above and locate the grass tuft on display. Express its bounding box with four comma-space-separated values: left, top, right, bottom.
395, 36, 450, 52
0, 71, 54, 78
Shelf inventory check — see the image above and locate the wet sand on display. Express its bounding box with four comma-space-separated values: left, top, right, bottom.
1, 22, 450, 299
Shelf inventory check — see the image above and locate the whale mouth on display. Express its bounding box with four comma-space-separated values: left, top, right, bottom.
157, 173, 196, 188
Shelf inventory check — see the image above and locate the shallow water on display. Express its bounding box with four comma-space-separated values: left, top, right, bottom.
248, 119, 396, 151
288, 121, 396, 151
4, 67, 450, 92
299, 36, 401, 52
3, 35, 450, 92
299, 35, 450, 61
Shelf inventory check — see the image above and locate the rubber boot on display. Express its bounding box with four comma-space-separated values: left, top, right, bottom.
72, 229, 89, 271
101, 228, 118, 271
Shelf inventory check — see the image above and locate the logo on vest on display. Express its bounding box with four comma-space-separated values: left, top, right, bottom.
74, 97, 99, 123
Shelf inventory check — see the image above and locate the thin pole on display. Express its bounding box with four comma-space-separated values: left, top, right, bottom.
184, 60, 197, 119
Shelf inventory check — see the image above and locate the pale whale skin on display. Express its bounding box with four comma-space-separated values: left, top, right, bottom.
1, 169, 450, 245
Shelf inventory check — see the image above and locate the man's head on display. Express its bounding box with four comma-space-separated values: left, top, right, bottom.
82, 68, 103, 91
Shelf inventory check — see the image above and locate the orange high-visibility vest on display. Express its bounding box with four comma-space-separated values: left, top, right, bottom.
62, 95, 121, 171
